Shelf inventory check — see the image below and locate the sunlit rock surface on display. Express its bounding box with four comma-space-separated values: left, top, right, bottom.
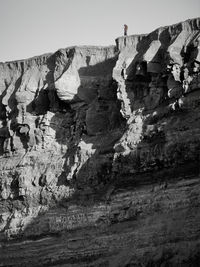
0, 18, 200, 266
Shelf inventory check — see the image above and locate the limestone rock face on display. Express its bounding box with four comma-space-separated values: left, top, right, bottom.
0, 18, 200, 266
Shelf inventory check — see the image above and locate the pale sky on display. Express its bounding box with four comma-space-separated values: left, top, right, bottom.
0, 0, 199, 62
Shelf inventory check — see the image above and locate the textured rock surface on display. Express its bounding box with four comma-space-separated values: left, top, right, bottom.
0, 18, 200, 266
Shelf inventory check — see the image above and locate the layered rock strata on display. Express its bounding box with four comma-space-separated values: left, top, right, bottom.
0, 18, 200, 266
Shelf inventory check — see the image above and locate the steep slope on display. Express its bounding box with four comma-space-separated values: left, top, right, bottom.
0, 18, 200, 266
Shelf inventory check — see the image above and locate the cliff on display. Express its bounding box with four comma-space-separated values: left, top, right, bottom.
0, 18, 200, 266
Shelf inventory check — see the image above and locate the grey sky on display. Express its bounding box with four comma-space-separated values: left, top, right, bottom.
0, 0, 200, 62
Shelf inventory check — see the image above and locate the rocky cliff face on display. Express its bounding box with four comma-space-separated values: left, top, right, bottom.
0, 18, 200, 266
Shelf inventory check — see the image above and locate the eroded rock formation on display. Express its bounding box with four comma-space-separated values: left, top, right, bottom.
0, 18, 200, 266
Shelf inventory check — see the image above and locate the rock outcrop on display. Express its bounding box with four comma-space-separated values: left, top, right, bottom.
0, 18, 200, 266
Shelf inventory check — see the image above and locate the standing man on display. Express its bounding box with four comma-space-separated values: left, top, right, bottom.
124, 24, 128, 36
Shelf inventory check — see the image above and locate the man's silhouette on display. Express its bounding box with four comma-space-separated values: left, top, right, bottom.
124, 24, 128, 36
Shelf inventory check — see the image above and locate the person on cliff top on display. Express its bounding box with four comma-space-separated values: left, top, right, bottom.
124, 24, 128, 36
